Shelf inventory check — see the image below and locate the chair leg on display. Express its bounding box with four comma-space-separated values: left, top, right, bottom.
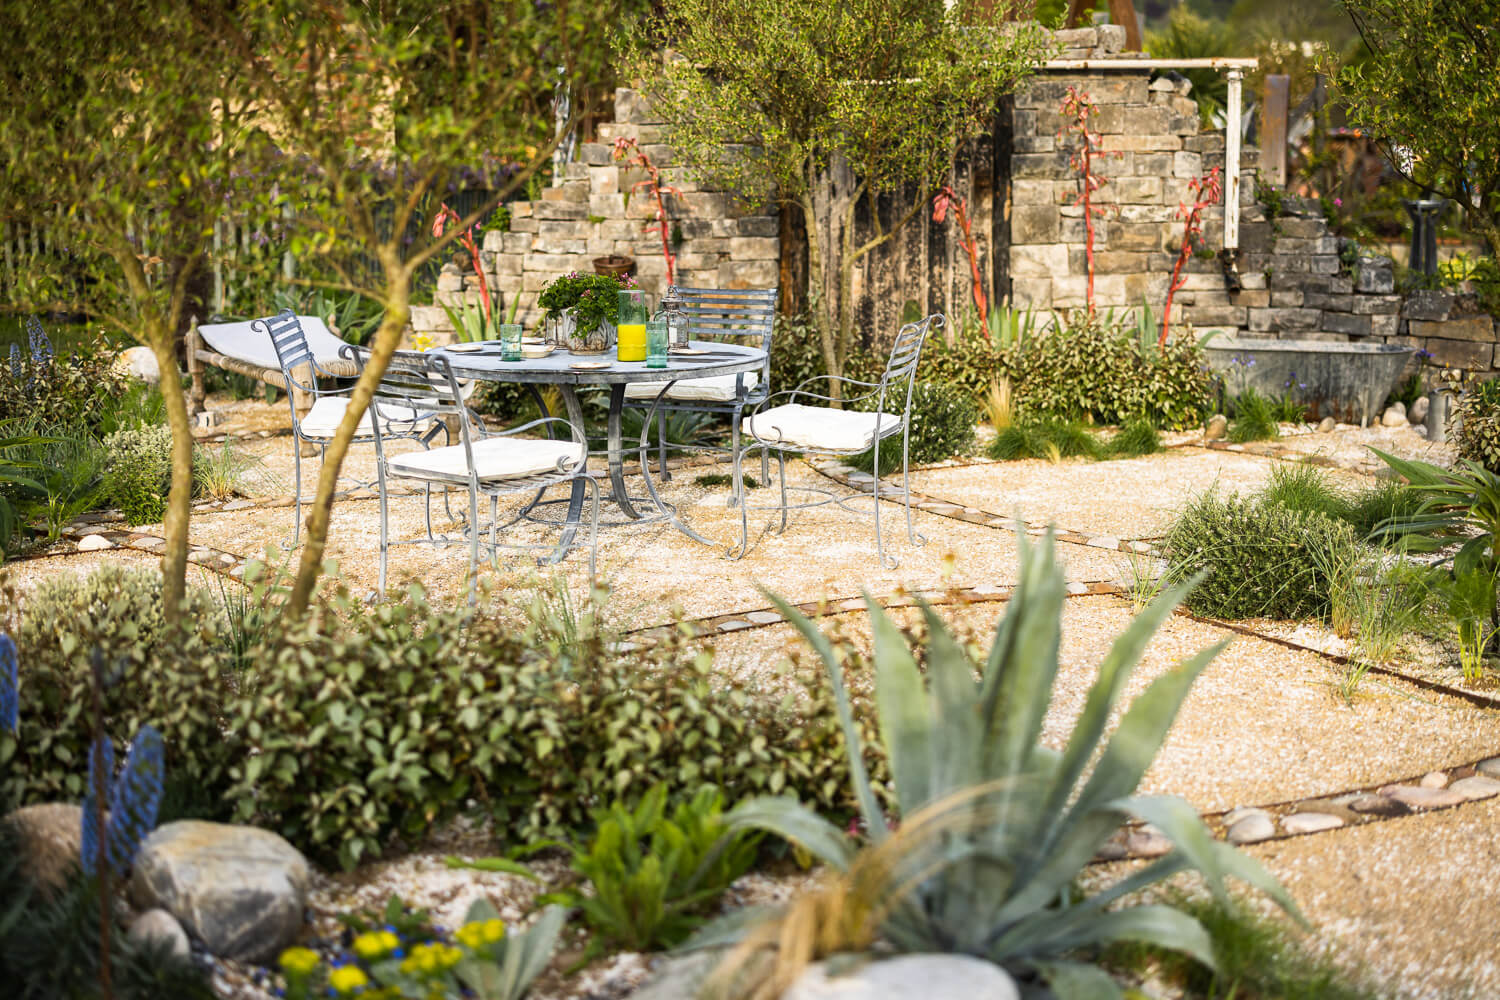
287, 438, 304, 550
729, 444, 750, 561
466, 486, 480, 605
903, 430, 924, 547
873, 439, 896, 570
760, 444, 769, 487
727, 419, 742, 508
657, 410, 671, 481
776, 450, 788, 534
377, 469, 389, 596
585, 475, 601, 581
489, 494, 500, 569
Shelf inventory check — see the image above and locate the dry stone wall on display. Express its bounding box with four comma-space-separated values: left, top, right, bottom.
412, 26, 1494, 381
410, 88, 778, 341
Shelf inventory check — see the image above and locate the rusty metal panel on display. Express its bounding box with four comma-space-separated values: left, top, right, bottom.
1262, 74, 1290, 189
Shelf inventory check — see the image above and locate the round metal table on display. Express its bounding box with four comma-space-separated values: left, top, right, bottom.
435, 340, 767, 553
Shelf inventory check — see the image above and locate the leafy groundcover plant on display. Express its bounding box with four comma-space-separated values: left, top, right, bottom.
696, 531, 1298, 999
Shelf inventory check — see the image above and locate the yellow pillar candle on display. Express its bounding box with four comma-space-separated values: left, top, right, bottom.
617, 323, 647, 362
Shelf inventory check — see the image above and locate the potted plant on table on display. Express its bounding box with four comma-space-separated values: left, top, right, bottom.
537, 271, 639, 354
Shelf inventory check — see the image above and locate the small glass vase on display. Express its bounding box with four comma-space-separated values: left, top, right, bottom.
646, 318, 670, 369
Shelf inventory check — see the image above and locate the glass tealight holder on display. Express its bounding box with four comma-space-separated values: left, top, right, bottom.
499, 323, 523, 361
646, 318, 670, 369
616, 290, 648, 363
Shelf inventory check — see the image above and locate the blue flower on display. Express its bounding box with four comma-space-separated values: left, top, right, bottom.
0, 633, 17, 734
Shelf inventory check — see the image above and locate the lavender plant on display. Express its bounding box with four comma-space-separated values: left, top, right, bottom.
0, 633, 15, 735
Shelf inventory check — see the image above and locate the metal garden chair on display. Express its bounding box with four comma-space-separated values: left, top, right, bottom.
262, 309, 445, 546
622, 286, 778, 487
730, 313, 945, 569
349, 346, 599, 597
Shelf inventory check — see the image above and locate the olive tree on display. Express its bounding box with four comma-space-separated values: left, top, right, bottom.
0, 0, 255, 620
195, 0, 622, 613
636, 0, 1053, 392
1337, 0, 1500, 251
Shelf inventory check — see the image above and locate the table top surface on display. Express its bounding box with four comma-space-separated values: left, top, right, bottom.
434, 340, 766, 385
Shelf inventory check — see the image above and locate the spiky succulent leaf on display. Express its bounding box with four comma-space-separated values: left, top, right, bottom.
1032, 957, 1127, 999
80, 736, 114, 877
760, 589, 886, 840
106, 724, 164, 876
0, 633, 17, 734
723, 796, 853, 871
866, 597, 936, 813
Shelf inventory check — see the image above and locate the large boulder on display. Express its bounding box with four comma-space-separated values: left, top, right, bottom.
129, 821, 310, 963
116, 345, 160, 383
785, 954, 1020, 1000
3, 802, 84, 895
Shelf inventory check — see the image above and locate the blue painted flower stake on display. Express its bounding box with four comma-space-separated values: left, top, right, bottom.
0, 633, 17, 734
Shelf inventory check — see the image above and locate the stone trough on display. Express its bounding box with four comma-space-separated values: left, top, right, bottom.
1204, 337, 1415, 426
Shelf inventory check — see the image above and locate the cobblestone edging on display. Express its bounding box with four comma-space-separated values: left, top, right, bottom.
808, 459, 1160, 554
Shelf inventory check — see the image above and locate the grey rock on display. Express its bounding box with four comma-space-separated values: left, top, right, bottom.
77, 534, 114, 552
1226, 813, 1276, 845
1223, 806, 1269, 827
785, 954, 1019, 1000
1449, 776, 1500, 801
1347, 793, 1411, 817
1317, 416, 1337, 432
1281, 812, 1344, 835
130, 821, 310, 963
1124, 828, 1173, 857
1409, 395, 1430, 423
1478, 757, 1500, 779
129, 908, 191, 961
1096, 23, 1126, 53
1205, 414, 1229, 440
1381, 402, 1407, 427
1419, 770, 1449, 789
1380, 785, 1466, 809
3, 803, 84, 895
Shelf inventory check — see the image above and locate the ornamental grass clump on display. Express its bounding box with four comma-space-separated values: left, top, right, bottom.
701, 531, 1297, 1000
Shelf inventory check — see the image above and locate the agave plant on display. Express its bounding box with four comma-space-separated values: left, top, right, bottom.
702, 530, 1298, 999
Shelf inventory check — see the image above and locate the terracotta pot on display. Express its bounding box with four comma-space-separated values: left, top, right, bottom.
592, 255, 635, 278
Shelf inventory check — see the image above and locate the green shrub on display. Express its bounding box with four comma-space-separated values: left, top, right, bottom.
1454, 377, 1500, 473
0, 337, 133, 435
1162, 490, 1359, 620
847, 381, 978, 473
770, 313, 880, 394
103, 425, 172, 525
542, 784, 759, 953
1227, 387, 1280, 443
987, 417, 1101, 461
1256, 464, 1422, 543
228, 585, 885, 870
1011, 313, 1211, 429
1105, 417, 1163, 457
1, 566, 234, 813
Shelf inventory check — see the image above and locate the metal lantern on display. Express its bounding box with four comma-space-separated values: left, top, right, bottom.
660, 285, 689, 351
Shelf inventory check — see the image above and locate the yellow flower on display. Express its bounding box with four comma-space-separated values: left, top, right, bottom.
457, 917, 507, 950
400, 942, 463, 977
329, 965, 369, 995
352, 931, 398, 960
279, 947, 321, 978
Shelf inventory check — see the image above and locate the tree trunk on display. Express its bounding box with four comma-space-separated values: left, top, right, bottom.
800, 192, 843, 402
286, 272, 410, 615
141, 330, 195, 625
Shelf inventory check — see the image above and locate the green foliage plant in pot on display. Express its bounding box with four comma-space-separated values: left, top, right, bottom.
536, 271, 639, 354
696, 530, 1299, 999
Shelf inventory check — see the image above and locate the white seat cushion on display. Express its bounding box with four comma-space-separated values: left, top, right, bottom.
387, 436, 586, 482
742, 403, 902, 452
298, 396, 436, 439
623, 371, 760, 403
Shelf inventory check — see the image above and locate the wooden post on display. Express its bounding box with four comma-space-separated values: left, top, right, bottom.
186, 315, 205, 414
1262, 74, 1290, 188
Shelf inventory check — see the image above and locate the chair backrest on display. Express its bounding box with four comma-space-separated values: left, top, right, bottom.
347, 345, 479, 472
259, 309, 315, 375
675, 286, 778, 359
878, 313, 945, 415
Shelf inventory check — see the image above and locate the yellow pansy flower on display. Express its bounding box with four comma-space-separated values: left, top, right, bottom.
329, 965, 369, 995
279, 947, 321, 977
352, 930, 399, 960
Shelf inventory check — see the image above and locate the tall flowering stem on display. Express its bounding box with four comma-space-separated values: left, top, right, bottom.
1162, 166, 1223, 346
1059, 87, 1115, 317
432, 204, 492, 327
933, 186, 988, 339
612, 137, 682, 286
